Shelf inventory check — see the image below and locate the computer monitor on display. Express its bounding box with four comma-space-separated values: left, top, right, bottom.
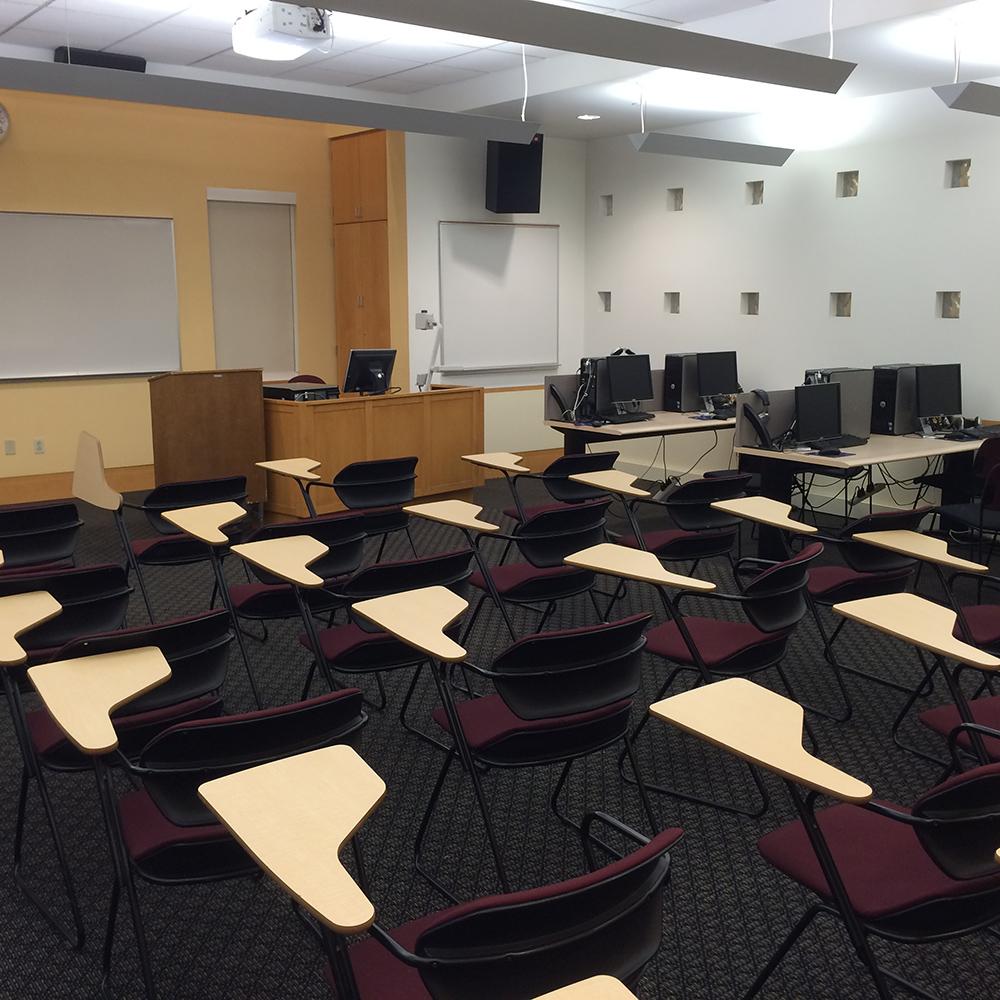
343, 349, 396, 395
606, 353, 654, 405
916, 364, 962, 418
795, 382, 842, 446
696, 351, 739, 397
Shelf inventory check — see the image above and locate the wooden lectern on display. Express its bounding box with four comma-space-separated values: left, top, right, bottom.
149, 370, 266, 502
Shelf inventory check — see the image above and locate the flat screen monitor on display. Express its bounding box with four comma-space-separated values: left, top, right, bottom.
795, 382, 841, 445
916, 364, 962, 417
606, 353, 653, 404
343, 348, 396, 395
697, 351, 739, 396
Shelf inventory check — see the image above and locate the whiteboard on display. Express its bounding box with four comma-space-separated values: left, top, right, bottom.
0, 213, 180, 379
438, 222, 558, 372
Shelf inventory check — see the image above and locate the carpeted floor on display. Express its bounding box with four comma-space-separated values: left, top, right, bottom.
1, 478, 998, 1000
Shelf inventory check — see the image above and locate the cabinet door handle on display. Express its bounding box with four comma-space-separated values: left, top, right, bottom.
357, 295, 364, 307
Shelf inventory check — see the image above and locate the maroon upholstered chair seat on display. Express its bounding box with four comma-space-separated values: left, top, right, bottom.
131, 534, 209, 562
469, 562, 591, 599
501, 501, 569, 522
954, 604, 1000, 648
619, 527, 731, 554
807, 565, 911, 602
920, 697, 1000, 761
759, 800, 1000, 922
645, 617, 787, 670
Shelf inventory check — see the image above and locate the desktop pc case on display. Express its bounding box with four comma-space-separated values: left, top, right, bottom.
802, 368, 874, 440
664, 353, 701, 412
577, 357, 611, 419
872, 364, 920, 435
263, 383, 340, 402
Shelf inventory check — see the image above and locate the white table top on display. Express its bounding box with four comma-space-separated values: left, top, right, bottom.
736, 434, 979, 471
162, 501, 247, 545
547, 410, 734, 438
199, 745, 386, 935
0, 591, 62, 666
256, 458, 322, 482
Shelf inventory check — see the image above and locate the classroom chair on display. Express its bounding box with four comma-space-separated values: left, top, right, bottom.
0, 500, 82, 573
229, 514, 366, 641
652, 678, 1000, 1000
289, 373, 326, 384
936, 463, 1000, 565
915, 435, 1000, 515
626, 544, 824, 817
102, 693, 367, 1000
804, 508, 929, 721
299, 549, 474, 723
307, 456, 419, 560
415, 614, 658, 900
462, 499, 612, 643
502, 451, 620, 525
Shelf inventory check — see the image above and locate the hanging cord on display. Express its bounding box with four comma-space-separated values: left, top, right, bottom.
639, 88, 647, 134
953, 19, 962, 84
828, 0, 835, 59
64, 0, 72, 63
520, 44, 529, 123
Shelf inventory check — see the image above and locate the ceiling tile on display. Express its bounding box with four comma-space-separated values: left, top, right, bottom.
192, 48, 311, 77
320, 49, 421, 77
442, 46, 542, 72
624, 0, 771, 23
11, 5, 152, 47
358, 38, 476, 63
493, 41, 564, 58
364, 62, 484, 93
106, 23, 231, 63
276, 58, 373, 86
63, 0, 189, 16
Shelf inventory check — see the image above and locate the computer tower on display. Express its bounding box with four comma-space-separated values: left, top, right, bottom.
802, 368, 874, 439
872, 364, 920, 435
262, 382, 340, 401
577, 357, 611, 418
664, 353, 700, 412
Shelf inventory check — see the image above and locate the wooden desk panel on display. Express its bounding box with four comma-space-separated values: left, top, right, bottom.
264, 387, 484, 517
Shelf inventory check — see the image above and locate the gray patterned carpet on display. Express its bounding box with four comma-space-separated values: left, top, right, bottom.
1, 479, 997, 999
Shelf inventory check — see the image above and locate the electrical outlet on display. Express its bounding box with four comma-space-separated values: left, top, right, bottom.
3, 440, 14, 456
33, 438, 45, 455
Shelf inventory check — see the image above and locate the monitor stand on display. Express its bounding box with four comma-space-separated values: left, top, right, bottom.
703, 395, 737, 419
919, 415, 951, 437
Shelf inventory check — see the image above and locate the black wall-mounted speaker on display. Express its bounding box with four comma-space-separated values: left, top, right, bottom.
55, 47, 147, 73
486, 134, 544, 214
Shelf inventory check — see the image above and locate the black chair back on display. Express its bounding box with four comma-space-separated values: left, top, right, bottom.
333, 457, 417, 511
741, 543, 824, 633
491, 614, 650, 720
138, 691, 366, 827
664, 474, 751, 532
0, 565, 131, 655
515, 500, 611, 568
412, 827, 677, 999
244, 515, 366, 585
0, 501, 82, 569
912, 763, 1000, 880
982, 464, 1000, 514
338, 549, 473, 601
839, 508, 932, 573
53, 610, 233, 716
973, 438, 1000, 481
539, 452, 619, 505
139, 476, 247, 535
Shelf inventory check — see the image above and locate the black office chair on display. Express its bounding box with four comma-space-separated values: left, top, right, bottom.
0, 501, 82, 573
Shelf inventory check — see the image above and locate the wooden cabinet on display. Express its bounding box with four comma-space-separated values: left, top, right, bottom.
334, 222, 390, 360
330, 130, 387, 223
331, 129, 407, 383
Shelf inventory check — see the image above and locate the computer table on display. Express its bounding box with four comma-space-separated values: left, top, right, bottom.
736, 435, 982, 559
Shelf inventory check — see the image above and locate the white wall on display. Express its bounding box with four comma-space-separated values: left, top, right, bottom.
584, 87, 1000, 479
406, 133, 587, 391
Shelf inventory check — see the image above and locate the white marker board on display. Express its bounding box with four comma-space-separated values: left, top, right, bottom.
0, 212, 180, 379
438, 221, 558, 372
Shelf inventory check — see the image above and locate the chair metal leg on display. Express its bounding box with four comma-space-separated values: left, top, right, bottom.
587, 588, 606, 622
399, 664, 452, 753
4, 672, 85, 949
741, 904, 822, 1000
115, 511, 154, 624
537, 601, 556, 632
210, 549, 262, 709
806, 600, 853, 723
413, 752, 461, 904
375, 533, 388, 563
404, 525, 419, 559
459, 593, 487, 647
890, 653, 950, 766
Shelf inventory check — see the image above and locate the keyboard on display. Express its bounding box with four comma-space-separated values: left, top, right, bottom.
602, 411, 656, 425
711, 407, 736, 419
796, 434, 868, 450
964, 425, 1000, 440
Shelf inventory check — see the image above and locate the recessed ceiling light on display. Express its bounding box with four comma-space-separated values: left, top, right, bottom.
577, 114, 601, 121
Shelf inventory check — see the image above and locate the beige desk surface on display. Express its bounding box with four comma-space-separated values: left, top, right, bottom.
565, 543, 715, 592
199, 745, 385, 935
232, 536, 329, 588
712, 497, 818, 535
736, 434, 979, 471
834, 593, 1000, 670
353, 586, 468, 663
651, 678, 872, 803
569, 470, 651, 498
256, 458, 322, 483
534, 977, 638, 1000
162, 501, 247, 545
462, 452, 530, 474
0, 591, 62, 666
404, 499, 500, 533
28, 647, 171, 755
854, 530, 988, 573
547, 411, 734, 438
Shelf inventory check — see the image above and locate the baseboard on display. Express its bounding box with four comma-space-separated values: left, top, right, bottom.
0, 464, 155, 504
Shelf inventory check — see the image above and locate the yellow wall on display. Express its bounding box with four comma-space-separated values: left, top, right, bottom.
0, 89, 362, 479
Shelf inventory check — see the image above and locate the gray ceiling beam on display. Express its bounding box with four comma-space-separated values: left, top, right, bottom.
933, 81, 1000, 118
0, 56, 540, 141
630, 131, 794, 166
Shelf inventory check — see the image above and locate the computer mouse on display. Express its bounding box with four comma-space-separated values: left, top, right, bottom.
817, 448, 843, 457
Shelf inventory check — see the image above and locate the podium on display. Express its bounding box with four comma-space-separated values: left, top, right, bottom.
149, 370, 266, 502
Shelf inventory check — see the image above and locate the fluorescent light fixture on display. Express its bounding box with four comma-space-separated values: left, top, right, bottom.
630, 132, 794, 166
232, 4, 333, 62
293, 0, 855, 93
0, 57, 539, 143
577, 113, 601, 120
934, 80, 1000, 117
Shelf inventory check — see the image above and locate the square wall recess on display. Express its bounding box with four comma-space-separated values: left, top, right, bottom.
741, 292, 759, 316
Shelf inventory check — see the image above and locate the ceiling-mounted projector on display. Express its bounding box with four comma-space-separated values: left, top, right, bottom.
232, 3, 333, 61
